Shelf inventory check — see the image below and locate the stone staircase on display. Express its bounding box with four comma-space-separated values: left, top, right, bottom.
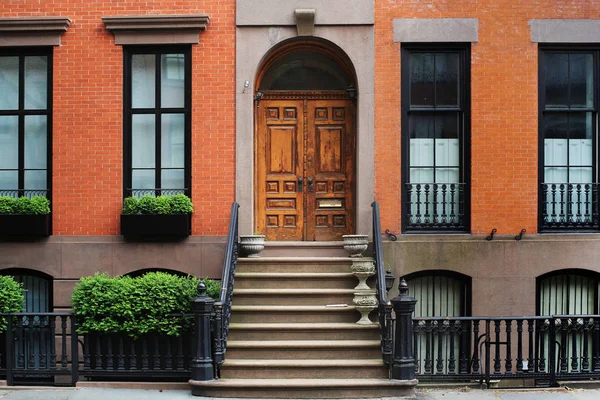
191, 242, 416, 398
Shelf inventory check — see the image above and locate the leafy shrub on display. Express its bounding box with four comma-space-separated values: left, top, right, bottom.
121, 194, 194, 215
72, 272, 219, 337
0, 196, 50, 215
0, 275, 25, 331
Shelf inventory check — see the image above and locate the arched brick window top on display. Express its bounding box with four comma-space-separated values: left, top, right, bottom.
0, 17, 71, 47
102, 15, 210, 45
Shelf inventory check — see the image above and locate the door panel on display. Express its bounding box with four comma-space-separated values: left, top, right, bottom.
256, 100, 304, 240
256, 94, 354, 241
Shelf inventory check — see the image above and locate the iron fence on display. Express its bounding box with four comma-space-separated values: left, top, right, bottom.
540, 183, 600, 230
405, 183, 467, 231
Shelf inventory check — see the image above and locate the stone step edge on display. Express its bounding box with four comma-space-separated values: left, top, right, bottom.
233, 288, 372, 294
236, 272, 355, 278
222, 359, 386, 367
227, 340, 380, 348
189, 378, 418, 389
231, 305, 358, 312
264, 241, 345, 247
238, 256, 372, 263
229, 322, 379, 330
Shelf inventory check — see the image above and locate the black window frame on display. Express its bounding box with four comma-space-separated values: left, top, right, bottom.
538, 47, 600, 232
0, 47, 53, 202
123, 45, 192, 199
401, 44, 471, 233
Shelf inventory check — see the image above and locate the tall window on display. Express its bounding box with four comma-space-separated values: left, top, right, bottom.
540, 50, 599, 230
402, 46, 470, 232
0, 48, 51, 199
124, 47, 191, 198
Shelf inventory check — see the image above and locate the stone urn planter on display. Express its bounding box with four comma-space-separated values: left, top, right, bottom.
342, 234, 368, 257
350, 259, 375, 290
239, 235, 265, 258
353, 291, 377, 325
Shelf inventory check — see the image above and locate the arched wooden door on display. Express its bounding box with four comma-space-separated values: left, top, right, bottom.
254, 41, 357, 241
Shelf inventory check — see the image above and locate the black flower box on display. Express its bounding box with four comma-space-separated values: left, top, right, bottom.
120, 214, 191, 238
0, 214, 51, 237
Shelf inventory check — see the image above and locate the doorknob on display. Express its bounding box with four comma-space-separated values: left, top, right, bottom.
307, 178, 313, 192
298, 177, 303, 193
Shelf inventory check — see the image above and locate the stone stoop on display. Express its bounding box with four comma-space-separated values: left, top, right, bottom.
190, 244, 417, 399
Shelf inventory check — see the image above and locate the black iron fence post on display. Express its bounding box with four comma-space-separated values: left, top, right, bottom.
70, 315, 79, 385
390, 279, 417, 381
190, 282, 215, 381
549, 318, 557, 387
6, 314, 13, 386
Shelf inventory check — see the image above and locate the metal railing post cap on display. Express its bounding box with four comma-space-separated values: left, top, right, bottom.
191, 281, 214, 312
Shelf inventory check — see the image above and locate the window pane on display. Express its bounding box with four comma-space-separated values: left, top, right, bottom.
545, 167, 568, 183
569, 167, 593, 183
435, 53, 459, 107
569, 112, 592, 139
435, 139, 459, 167
25, 115, 47, 169
0, 116, 18, 169
544, 53, 569, 108
0, 56, 19, 110
132, 169, 155, 189
434, 113, 458, 139
132, 54, 155, 109
544, 138, 568, 166
436, 168, 460, 183
544, 113, 568, 139
24, 56, 48, 110
161, 113, 185, 168
570, 53, 594, 108
161, 54, 185, 108
409, 168, 434, 183
24, 170, 46, 190
132, 114, 156, 168
0, 171, 18, 190
410, 53, 434, 107
409, 113, 434, 138
161, 169, 184, 190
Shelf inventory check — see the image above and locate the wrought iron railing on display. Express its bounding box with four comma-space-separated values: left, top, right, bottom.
126, 188, 187, 198
405, 183, 467, 231
371, 202, 393, 365
1, 312, 78, 386
540, 183, 600, 230
0, 189, 49, 198
211, 202, 239, 367
413, 315, 600, 387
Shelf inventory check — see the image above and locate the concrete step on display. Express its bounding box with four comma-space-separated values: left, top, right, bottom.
227, 322, 380, 341
260, 241, 348, 258
236, 257, 356, 273
232, 288, 356, 305
226, 340, 381, 359
234, 272, 358, 289
190, 378, 417, 399
219, 359, 389, 379
230, 305, 365, 324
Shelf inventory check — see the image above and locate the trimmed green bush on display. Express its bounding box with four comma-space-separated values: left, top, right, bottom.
0, 275, 25, 331
121, 194, 194, 215
0, 196, 50, 215
72, 272, 219, 337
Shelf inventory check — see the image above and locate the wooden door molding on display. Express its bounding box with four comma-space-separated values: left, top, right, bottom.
255, 94, 355, 241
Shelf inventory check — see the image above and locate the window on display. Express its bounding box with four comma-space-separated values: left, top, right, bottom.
402, 46, 470, 232
539, 50, 599, 231
0, 48, 51, 199
123, 46, 191, 198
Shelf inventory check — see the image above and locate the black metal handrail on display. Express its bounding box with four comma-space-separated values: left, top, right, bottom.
371, 201, 393, 364
211, 202, 239, 366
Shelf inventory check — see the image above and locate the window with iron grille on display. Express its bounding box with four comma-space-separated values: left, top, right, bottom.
123, 47, 191, 198
402, 45, 470, 232
539, 50, 599, 231
0, 48, 51, 200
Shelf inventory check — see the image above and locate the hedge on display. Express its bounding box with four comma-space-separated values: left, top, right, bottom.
122, 194, 194, 215
71, 272, 219, 337
0, 196, 50, 215
0, 275, 25, 331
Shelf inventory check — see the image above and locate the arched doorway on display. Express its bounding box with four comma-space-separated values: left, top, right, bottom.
254, 39, 357, 241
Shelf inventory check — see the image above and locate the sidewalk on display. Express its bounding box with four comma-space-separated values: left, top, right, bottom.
1, 387, 600, 400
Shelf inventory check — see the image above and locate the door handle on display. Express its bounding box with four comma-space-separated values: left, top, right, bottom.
307, 178, 313, 192
298, 177, 303, 193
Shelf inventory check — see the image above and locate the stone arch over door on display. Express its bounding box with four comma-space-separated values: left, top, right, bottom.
235, 0, 374, 237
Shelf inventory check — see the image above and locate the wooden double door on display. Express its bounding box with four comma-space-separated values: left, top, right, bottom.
255, 92, 355, 241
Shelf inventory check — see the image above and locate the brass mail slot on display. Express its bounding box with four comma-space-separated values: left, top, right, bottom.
318, 199, 343, 208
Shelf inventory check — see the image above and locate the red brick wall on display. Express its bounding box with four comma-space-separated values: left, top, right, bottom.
0, 0, 235, 235
374, 0, 600, 235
